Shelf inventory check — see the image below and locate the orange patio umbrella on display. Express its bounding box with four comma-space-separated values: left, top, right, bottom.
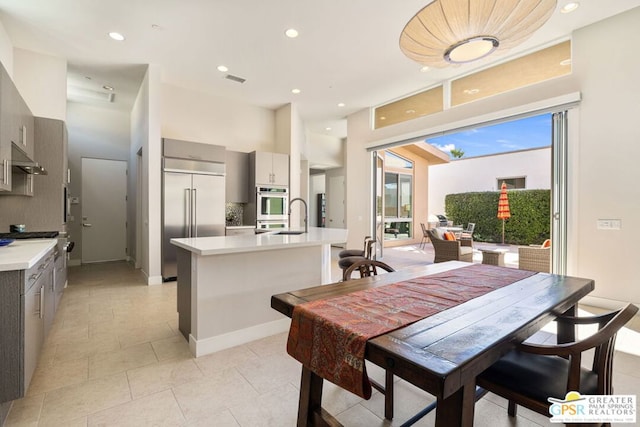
497, 181, 511, 244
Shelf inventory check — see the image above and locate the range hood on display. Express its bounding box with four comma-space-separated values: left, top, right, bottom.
11, 144, 48, 175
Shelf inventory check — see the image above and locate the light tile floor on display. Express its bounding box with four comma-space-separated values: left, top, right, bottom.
4, 254, 640, 426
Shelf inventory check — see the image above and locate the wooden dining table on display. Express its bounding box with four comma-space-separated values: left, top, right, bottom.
271, 261, 595, 427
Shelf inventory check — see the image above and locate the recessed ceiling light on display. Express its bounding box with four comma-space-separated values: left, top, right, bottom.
291, 88, 301, 94
337, 102, 345, 107
420, 66, 430, 73
103, 85, 114, 91
217, 65, 229, 72
405, 109, 416, 114
325, 127, 332, 131
285, 28, 299, 38
108, 32, 125, 41
560, 59, 572, 66
463, 88, 480, 95
560, 2, 580, 13
380, 116, 386, 120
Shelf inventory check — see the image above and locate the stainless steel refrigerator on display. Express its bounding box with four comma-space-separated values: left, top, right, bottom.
162, 157, 225, 281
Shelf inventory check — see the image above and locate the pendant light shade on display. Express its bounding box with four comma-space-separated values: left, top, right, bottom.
400, 0, 557, 67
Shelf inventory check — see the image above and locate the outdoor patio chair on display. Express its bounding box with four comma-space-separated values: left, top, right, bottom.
459, 222, 475, 239
426, 228, 473, 263
419, 223, 430, 248
518, 244, 550, 272
477, 303, 638, 422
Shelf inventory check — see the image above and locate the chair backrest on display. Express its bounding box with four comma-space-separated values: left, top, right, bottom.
555, 303, 638, 394
343, 259, 395, 280
364, 238, 377, 259
420, 223, 428, 236
362, 235, 372, 251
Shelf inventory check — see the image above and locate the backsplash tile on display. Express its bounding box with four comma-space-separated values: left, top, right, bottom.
225, 203, 244, 226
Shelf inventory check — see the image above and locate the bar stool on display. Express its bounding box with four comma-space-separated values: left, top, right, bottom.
338, 239, 376, 281
338, 236, 371, 258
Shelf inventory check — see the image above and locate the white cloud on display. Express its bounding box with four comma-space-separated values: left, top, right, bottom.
430, 143, 456, 153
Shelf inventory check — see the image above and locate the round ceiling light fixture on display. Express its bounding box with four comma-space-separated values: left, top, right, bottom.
291, 88, 301, 94
399, 0, 557, 68
217, 65, 229, 72
285, 28, 299, 38
444, 36, 499, 64
560, 2, 580, 13
108, 32, 125, 41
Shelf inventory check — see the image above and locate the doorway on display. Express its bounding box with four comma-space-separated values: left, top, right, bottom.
81, 158, 128, 263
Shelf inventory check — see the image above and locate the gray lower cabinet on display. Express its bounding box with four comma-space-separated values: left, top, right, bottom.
0, 248, 55, 403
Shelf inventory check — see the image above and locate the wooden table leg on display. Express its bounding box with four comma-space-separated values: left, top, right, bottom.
434, 380, 476, 427
298, 366, 323, 426
558, 305, 577, 344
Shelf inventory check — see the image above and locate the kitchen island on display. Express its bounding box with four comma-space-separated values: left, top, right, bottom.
170, 227, 347, 356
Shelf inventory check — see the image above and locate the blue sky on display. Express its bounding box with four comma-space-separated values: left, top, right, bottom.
427, 113, 552, 158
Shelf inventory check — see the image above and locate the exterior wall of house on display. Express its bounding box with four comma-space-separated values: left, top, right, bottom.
428, 147, 551, 217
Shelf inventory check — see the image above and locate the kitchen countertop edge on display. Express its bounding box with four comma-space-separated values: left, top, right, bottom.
171, 227, 348, 256
0, 239, 57, 272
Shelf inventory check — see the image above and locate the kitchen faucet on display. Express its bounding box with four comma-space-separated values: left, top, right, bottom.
288, 197, 308, 233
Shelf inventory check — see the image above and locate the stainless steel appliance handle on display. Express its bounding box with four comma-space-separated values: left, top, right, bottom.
38, 285, 44, 319
192, 188, 197, 237
185, 189, 192, 238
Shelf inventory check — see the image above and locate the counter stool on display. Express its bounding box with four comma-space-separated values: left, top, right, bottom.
338, 239, 376, 281
338, 236, 371, 258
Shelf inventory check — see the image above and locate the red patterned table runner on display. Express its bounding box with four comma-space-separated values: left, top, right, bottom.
286, 264, 536, 398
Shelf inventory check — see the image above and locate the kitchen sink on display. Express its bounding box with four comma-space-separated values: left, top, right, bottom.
275, 230, 305, 235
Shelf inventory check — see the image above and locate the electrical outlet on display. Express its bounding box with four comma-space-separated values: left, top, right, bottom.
597, 219, 621, 230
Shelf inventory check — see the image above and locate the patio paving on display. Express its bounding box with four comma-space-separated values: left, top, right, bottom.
380, 241, 521, 270
331, 241, 522, 282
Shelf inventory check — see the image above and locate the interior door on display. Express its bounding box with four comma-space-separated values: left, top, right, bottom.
81, 158, 127, 263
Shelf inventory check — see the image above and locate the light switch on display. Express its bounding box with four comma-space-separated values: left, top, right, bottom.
597, 219, 621, 230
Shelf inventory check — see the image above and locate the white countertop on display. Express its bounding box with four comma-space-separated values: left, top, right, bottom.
0, 239, 57, 271
171, 227, 348, 256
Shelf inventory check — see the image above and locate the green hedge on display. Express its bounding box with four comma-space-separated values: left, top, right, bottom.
444, 189, 550, 245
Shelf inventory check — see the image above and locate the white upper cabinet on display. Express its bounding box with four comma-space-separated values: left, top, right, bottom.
251, 151, 289, 187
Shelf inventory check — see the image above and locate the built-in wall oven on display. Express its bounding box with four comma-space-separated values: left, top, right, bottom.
256, 186, 288, 221
256, 220, 288, 229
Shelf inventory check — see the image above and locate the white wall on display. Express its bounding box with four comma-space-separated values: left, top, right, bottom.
130, 65, 162, 285
13, 48, 67, 120
161, 83, 275, 152
307, 133, 344, 169
428, 147, 551, 216
0, 20, 13, 76
346, 7, 640, 307
66, 102, 131, 264
571, 8, 640, 306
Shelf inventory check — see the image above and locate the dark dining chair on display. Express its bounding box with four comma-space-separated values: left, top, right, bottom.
338, 235, 371, 258
477, 303, 638, 422
338, 239, 377, 281
343, 259, 395, 280
343, 258, 396, 420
